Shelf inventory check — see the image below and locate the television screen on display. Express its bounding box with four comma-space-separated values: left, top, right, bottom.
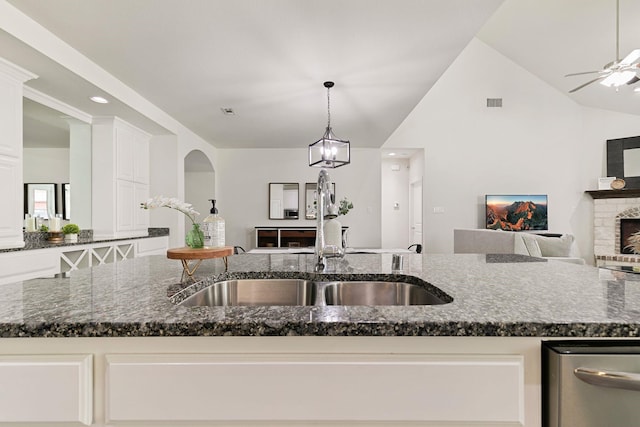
485, 194, 548, 231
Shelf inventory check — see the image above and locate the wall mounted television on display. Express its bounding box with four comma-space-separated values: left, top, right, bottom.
485, 194, 548, 231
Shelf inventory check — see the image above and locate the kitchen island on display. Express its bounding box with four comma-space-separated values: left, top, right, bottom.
0, 253, 638, 427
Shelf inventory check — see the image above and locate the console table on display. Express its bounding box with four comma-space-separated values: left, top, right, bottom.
254, 226, 348, 248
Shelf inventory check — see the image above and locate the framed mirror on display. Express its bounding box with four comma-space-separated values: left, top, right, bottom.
305, 182, 335, 219
269, 183, 299, 219
607, 136, 640, 189
24, 183, 58, 219
62, 183, 71, 220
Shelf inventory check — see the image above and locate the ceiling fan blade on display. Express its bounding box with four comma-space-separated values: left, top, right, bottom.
568, 76, 606, 93
620, 49, 640, 66
626, 75, 640, 85
565, 70, 607, 77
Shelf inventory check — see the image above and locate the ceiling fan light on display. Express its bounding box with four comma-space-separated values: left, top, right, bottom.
600, 71, 636, 87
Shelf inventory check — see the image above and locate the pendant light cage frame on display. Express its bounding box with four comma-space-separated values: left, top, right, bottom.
309, 81, 351, 168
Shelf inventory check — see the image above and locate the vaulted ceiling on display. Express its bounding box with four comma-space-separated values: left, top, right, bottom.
4, 0, 640, 149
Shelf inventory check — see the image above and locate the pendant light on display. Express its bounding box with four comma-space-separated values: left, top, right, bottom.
308, 81, 350, 168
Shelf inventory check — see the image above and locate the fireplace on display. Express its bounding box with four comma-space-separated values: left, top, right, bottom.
620, 218, 640, 254
587, 189, 640, 265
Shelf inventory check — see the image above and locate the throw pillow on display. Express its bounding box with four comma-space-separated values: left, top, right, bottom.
534, 234, 574, 257
519, 233, 542, 257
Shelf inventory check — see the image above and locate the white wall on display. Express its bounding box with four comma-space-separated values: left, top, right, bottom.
185, 171, 215, 229
216, 148, 382, 249
23, 147, 69, 183
383, 37, 640, 263
381, 158, 410, 248
148, 135, 180, 247
68, 123, 92, 229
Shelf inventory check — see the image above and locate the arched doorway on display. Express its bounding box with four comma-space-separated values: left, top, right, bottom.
184, 150, 214, 230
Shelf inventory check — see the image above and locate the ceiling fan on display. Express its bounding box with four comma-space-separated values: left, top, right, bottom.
566, 0, 640, 93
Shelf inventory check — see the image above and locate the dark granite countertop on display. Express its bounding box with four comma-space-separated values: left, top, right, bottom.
0, 252, 638, 338
0, 228, 169, 253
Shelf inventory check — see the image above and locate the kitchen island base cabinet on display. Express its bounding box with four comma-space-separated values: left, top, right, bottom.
0, 354, 92, 425
106, 354, 523, 424
0, 336, 541, 427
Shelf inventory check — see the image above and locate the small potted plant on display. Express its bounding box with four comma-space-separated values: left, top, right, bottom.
62, 223, 80, 242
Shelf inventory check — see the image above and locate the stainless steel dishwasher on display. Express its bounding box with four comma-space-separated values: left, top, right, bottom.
542, 340, 640, 427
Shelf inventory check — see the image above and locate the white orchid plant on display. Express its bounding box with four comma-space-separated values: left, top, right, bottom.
140, 196, 200, 224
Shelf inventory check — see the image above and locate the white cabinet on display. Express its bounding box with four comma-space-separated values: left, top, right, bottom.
0, 335, 541, 427
0, 354, 92, 425
0, 58, 37, 250
136, 235, 168, 257
0, 249, 58, 284
106, 353, 524, 425
133, 133, 149, 184
116, 179, 135, 232
0, 236, 168, 285
134, 182, 149, 230
0, 157, 22, 248
93, 117, 150, 239
115, 125, 134, 181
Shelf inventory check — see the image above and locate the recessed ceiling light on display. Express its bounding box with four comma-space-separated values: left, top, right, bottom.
221, 107, 235, 115
388, 152, 396, 156
90, 96, 109, 104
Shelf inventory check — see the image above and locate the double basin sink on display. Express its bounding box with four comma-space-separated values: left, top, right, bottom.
178, 278, 452, 307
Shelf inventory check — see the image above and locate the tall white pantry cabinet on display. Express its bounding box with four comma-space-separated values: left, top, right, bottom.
92, 117, 150, 239
0, 58, 37, 250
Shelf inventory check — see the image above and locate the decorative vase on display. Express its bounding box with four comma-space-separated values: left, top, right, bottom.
64, 233, 78, 243
185, 223, 204, 248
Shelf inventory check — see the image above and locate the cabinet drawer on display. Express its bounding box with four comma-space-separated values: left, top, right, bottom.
0, 354, 92, 424
106, 353, 523, 424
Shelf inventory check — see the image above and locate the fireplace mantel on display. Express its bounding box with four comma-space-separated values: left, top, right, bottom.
586, 189, 640, 199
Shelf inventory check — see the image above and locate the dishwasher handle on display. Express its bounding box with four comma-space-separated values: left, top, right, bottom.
574, 367, 640, 392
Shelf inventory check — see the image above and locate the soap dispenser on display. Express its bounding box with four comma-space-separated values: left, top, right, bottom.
324, 204, 343, 252
203, 199, 225, 247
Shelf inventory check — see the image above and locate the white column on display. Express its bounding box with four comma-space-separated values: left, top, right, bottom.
0, 57, 37, 249
68, 120, 92, 229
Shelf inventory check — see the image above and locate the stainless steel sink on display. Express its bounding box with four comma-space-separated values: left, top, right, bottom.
179, 279, 316, 306
178, 278, 451, 307
323, 281, 449, 306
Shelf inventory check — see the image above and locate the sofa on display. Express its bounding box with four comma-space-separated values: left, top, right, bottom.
453, 228, 585, 264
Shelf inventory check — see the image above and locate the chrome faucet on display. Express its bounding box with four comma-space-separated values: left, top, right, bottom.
314, 169, 343, 271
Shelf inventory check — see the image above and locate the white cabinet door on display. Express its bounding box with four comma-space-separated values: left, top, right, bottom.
0, 61, 36, 250
133, 133, 149, 184
0, 354, 92, 425
134, 182, 149, 232
106, 353, 524, 425
115, 125, 134, 181
116, 179, 134, 232
0, 157, 22, 249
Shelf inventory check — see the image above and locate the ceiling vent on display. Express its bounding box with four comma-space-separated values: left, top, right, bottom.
486, 98, 503, 108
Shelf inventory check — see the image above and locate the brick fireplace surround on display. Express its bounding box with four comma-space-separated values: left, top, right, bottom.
589, 189, 640, 265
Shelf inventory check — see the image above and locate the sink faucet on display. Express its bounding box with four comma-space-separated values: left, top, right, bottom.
314, 169, 343, 272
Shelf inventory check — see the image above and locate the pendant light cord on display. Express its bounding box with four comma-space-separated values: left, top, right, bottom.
616, 0, 620, 62
326, 85, 331, 129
